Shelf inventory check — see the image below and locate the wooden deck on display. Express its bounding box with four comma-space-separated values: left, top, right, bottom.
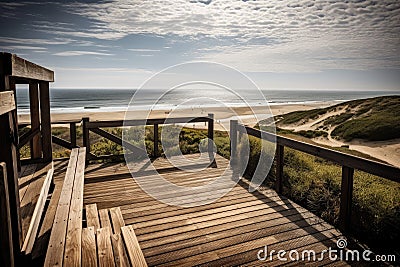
77, 153, 349, 266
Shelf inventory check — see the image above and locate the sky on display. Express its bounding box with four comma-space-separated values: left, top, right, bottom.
0, 0, 399, 90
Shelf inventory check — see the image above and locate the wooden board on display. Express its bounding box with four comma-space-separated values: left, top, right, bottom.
0, 91, 16, 116
44, 149, 79, 266
86, 204, 100, 231
64, 148, 86, 266
109, 207, 125, 235
121, 225, 147, 267
82, 227, 97, 267
96, 227, 115, 267
22, 164, 53, 254
98, 209, 112, 231
10, 53, 54, 82
111, 233, 129, 267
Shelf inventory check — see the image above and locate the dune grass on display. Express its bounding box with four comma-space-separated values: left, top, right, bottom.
273, 96, 400, 142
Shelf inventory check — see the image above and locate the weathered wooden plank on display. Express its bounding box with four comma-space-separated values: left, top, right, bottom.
29, 82, 41, 158
86, 204, 100, 231
31, 169, 64, 259
96, 227, 115, 267
44, 148, 79, 267
121, 225, 147, 267
111, 233, 129, 267
22, 164, 53, 254
64, 148, 86, 266
98, 209, 112, 230
39, 82, 52, 162
11, 54, 54, 82
82, 227, 97, 267
0, 91, 16, 116
109, 207, 125, 235
0, 162, 14, 267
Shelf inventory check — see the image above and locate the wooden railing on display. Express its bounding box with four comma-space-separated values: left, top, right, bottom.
230, 120, 400, 232
82, 114, 214, 163
25, 114, 215, 163
1, 52, 54, 266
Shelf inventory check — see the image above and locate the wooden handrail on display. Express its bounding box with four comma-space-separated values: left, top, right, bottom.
233, 122, 400, 233
238, 124, 400, 182
82, 115, 215, 163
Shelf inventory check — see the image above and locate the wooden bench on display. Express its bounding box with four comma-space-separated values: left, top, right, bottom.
83, 204, 147, 267
44, 147, 86, 266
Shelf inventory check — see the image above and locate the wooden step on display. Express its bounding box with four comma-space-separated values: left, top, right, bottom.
82, 206, 147, 266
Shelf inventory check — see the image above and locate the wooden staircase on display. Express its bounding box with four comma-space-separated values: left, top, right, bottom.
84, 204, 147, 267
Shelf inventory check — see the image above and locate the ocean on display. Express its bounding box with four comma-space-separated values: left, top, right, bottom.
15, 88, 398, 114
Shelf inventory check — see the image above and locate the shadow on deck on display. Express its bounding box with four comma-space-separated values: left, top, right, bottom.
74, 153, 348, 266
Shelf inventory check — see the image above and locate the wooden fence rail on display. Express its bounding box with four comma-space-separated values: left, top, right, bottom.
231, 121, 400, 232
82, 114, 214, 162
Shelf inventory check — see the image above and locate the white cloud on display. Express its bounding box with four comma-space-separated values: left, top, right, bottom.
0, 45, 47, 50
128, 49, 161, 52
53, 51, 113, 56
55, 0, 399, 72
0, 37, 70, 45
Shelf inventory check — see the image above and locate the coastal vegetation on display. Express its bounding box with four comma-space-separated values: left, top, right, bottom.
271, 96, 400, 141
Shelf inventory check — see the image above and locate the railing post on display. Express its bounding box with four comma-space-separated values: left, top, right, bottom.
339, 166, 354, 233
153, 124, 158, 158
208, 113, 216, 167
0, 54, 22, 264
0, 163, 14, 267
39, 81, 52, 162
275, 144, 284, 194
82, 117, 90, 161
29, 82, 41, 159
70, 122, 77, 148
230, 120, 238, 168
